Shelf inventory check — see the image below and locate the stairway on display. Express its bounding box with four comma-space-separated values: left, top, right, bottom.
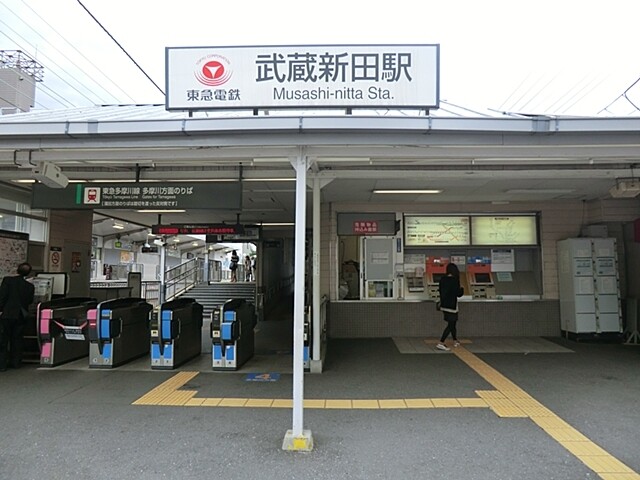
179, 282, 257, 319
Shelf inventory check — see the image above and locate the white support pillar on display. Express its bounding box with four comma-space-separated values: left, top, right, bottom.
309, 176, 332, 372
282, 153, 313, 452
312, 177, 321, 364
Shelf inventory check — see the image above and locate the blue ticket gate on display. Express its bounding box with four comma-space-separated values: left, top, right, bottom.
150, 297, 203, 370
88, 298, 153, 368
210, 298, 256, 371
37, 297, 97, 367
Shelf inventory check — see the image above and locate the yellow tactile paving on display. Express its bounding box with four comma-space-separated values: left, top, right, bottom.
303, 399, 326, 409
404, 398, 434, 408
454, 346, 638, 478
578, 456, 636, 474
352, 399, 380, 409
158, 390, 197, 406
431, 398, 462, 408
457, 398, 488, 408
476, 390, 506, 399
489, 406, 528, 418
544, 428, 590, 442
271, 399, 293, 408
132, 371, 198, 405
530, 416, 574, 430
218, 398, 248, 407
562, 441, 611, 457
131, 354, 639, 479
325, 399, 352, 409
599, 473, 640, 480
201, 398, 222, 407
246, 398, 274, 408
518, 405, 556, 417
379, 399, 407, 409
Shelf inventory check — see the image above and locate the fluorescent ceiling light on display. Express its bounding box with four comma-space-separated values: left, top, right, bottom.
244, 178, 295, 182
192, 242, 199, 246
505, 189, 574, 194
14, 179, 35, 183
112, 224, 125, 230
137, 209, 186, 213
261, 222, 295, 226
373, 189, 442, 194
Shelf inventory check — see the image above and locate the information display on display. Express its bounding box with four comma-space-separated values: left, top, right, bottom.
404, 216, 470, 246
471, 216, 538, 246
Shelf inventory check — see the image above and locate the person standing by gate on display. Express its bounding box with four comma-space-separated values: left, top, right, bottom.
0, 262, 35, 371
436, 263, 464, 351
244, 255, 252, 282
229, 250, 239, 282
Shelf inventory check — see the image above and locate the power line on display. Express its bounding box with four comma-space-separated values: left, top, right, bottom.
76, 0, 165, 97
0, 22, 108, 105
13, 0, 137, 103
598, 75, 640, 114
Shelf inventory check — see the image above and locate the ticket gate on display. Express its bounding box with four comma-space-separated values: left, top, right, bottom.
150, 297, 203, 370
303, 307, 311, 371
211, 298, 256, 371
88, 298, 153, 368
37, 297, 97, 367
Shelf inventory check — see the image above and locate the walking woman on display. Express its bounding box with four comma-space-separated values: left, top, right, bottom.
436, 263, 464, 351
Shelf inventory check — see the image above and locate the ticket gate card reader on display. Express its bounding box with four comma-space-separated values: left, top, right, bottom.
38, 297, 97, 367
150, 297, 203, 370
88, 298, 153, 368
211, 298, 256, 371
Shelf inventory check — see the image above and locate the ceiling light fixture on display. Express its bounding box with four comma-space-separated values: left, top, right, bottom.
373, 189, 442, 194
112, 223, 125, 230
505, 189, 574, 194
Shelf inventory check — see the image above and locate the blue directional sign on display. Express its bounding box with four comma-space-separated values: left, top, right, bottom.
245, 373, 280, 382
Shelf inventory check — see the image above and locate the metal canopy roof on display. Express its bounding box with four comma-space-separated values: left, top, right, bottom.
1, 106, 639, 243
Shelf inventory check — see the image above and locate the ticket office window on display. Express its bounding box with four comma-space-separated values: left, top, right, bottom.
338, 235, 398, 300
404, 247, 543, 299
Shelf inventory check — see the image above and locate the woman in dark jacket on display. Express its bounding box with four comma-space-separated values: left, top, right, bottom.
437, 263, 464, 351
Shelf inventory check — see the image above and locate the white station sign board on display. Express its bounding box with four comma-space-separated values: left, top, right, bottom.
166, 44, 439, 110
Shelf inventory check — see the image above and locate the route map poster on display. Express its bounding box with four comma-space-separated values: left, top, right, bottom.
472, 216, 538, 246
404, 216, 470, 246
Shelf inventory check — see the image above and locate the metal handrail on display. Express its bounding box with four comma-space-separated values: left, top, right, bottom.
164, 258, 203, 301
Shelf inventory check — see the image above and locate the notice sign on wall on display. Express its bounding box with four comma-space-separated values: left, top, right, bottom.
32, 182, 242, 210
166, 44, 439, 110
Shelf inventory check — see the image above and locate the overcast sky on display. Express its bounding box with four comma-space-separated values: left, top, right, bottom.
1, 0, 640, 116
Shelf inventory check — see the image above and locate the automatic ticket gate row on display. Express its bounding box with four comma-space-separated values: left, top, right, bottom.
150, 298, 203, 370
36, 296, 267, 371
36, 297, 207, 369
38, 297, 97, 367
211, 298, 256, 371
89, 298, 154, 368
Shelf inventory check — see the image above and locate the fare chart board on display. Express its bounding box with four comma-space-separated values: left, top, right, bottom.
404, 216, 470, 246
